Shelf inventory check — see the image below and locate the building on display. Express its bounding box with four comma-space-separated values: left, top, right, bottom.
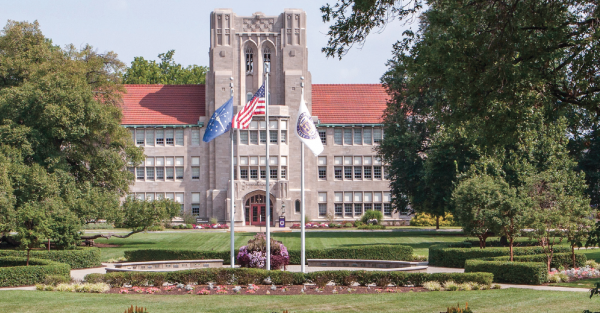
122, 9, 402, 226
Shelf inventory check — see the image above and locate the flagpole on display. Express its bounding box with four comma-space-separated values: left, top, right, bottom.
230, 77, 235, 268
300, 78, 306, 273
264, 61, 271, 271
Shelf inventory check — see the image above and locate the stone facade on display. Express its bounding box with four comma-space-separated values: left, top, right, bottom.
125, 9, 403, 226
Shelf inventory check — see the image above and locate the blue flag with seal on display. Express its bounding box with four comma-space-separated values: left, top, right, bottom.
203, 97, 233, 143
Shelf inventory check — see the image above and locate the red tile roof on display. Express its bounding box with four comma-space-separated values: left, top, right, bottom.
121, 85, 205, 125
312, 84, 389, 124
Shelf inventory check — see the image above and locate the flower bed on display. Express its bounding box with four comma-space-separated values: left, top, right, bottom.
237, 234, 289, 270
549, 265, 600, 283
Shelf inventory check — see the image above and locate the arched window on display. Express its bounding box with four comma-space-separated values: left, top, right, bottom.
245, 47, 253, 73
295, 199, 301, 213
263, 47, 271, 64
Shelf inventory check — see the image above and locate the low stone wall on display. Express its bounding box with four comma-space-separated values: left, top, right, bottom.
107, 259, 224, 272
307, 259, 428, 272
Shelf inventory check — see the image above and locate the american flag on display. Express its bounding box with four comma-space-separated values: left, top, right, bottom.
232, 82, 265, 129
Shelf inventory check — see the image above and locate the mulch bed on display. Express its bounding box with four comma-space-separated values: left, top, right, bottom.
108, 285, 429, 296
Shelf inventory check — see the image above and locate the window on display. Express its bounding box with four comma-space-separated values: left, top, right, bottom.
354, 129, 362, 145
166, 168, 174, 180
136, 193, 145, 201
318, 166, 327, 180
176, 193, 184, 213
192, 193, 200, 216
335, 203, 343, 216
246, 92, 253, 103
175, 157, 184, 166
165, 129, 174, 145
334, 167, 342, 179
191, 156, 200, 166
175, 129, 184, 146
374, 203, 382, 212
363, 128, 372, 145
343, 129, 352, 145
344, 167, 352, 179
156, 130, 164, 145
245, 47, 253, 73
270, 169, 277, 179
383, 166, 389, 180
364, 203, 372, 211
334, 129, 342, 145
319, 130, 326, 145
191, 129, 200, 145
280, 167, 287, 179
280, 131, 287, 143
146, 193, 154, 201
136, 130, 144, 145
319, 203, 327, 217
354, 166, 362, 179
374, 166, 382, 179
240, 131, 249, 144
260, 130, 267, 144
156, 167, 164, 180
146, 167, 154, 180
250, 169, 258, 179
374, 128, 383, 143
240, 169, 248, 179
384, 203, 392, 216
364, 167, 372, 179
127, 167, 134, 176
136, 168, 144, 180
354, 203, 362, 215
250, 131, 258, 144
192, 204, 200, 216
192, 167, 200, 179
344, 203, 353, 216
260, 169, 266, 179
146, 129, 154, 146
295, 200, 301, 213
263, 47, 271, 64
270, 130, 278, 143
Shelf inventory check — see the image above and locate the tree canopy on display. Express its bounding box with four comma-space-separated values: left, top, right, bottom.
123, 50, 208, 85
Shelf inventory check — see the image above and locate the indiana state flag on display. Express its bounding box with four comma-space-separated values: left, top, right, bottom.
203, 97, 233, 143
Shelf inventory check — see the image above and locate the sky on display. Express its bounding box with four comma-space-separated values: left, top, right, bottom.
1, 0, 414, 84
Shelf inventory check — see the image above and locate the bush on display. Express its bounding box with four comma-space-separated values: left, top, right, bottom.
44, 274, 71, 286
125, 244, 415, 265
357, 225, 386, 230
465, 260, 548, 284
237, 233, 289, 270
482, 252, 586, 269
0, 257, 71, 287
0, 248, 101, 269
344, 222, 353, 228
84, 268, 493, 288
353, 220, 364, 227
428, 243, 571, 268
409, 212, 457, 226
147, 225, 164, 231
423, 281, 442, 291
361, 210, 383, 225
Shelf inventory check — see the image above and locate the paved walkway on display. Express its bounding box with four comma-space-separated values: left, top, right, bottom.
81, 227, 463, 234
0, 263, 591, 293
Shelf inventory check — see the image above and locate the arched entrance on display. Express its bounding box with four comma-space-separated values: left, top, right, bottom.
244, 193, 274, 226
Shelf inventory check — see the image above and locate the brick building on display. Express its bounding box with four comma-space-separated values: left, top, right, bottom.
122, 9, 403, 226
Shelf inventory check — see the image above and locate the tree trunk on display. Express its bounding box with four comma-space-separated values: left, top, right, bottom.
509, 237, 514, 262
572, 245, 576, 269
435, 216, 440, 230
26, 249, 30, 266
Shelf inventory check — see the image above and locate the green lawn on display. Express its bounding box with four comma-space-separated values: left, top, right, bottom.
551, 277, 600, 289
91, 231, 468, 261
0, 289, 594, 312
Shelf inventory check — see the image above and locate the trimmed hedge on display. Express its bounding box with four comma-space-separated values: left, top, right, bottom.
482, 252, 587, 269
0, 257, 71, 287
124, 245, 414, 265
0, 248, 101, 269
84, 268, 493, 288
428, 243, 571, 268
465, 260, 548, 285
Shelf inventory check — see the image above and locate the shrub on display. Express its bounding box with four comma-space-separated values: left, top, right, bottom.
361, 210, 383, 225
357, 225, 386, 230
44, 275, 71, 286
460, 282, 472, 291
423, 281, 441, 291
548, 274, 561, 283
147, 225, 164, 231
56, 283, 75, 292
0, 257, 71, 287
428, 243, 571, 268
344, 222, 353, 228
409, 212, 457, 226
442, 280, 459, 291
237, 233, 289, 270
353, 220, 364, 227
0, 248, 101, 269
587, 260, 599, 269
465, 260, 548, 284
482, 252, 587, 269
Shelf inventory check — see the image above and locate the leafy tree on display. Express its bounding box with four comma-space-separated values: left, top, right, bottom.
123, 50, 207, 84
14, 202, 52, 265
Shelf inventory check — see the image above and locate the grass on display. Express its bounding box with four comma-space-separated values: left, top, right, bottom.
550, 277, 600, 289
0, 289, 594, 312
90, 231, 468, 261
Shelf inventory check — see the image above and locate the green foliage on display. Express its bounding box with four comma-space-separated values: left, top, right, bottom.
361, 210, 383, 224
0, 257, 70, 287
409, 213, 456, 227
124, 244, 415, 265
465, 260, 548, 285
44, 275, 70, 286
482, 253, 587, 269
428, 243, 571, 268
0, 248, 101, 269
357, 224, 386, 230
115, 198, 180, 234
123, 50, 207, 84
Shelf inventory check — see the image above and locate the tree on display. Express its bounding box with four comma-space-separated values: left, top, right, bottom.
123, 50, 208, 84
0, 21, 144, 250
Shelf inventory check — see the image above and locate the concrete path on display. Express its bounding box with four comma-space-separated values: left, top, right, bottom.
81, 227, 463, 234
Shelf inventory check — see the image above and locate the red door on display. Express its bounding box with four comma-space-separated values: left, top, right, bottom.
251, 204, 266, 226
